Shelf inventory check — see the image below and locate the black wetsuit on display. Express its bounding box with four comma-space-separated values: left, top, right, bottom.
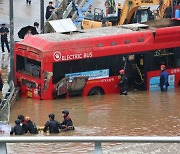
61, 116, 74, 130
10, 125, 24, 135
25, 120, 38, 134
43, 119, 61, 133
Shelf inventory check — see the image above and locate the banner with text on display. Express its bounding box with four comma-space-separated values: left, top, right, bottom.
65, 69, 109, 80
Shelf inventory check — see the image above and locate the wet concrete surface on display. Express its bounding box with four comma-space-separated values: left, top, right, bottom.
0, 0, 121, 41
0, 0, 52, 41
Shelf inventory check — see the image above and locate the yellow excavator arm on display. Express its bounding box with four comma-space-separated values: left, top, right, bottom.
118, 0, 171, 25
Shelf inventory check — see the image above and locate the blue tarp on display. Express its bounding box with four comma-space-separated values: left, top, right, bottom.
73, 0, 94, 26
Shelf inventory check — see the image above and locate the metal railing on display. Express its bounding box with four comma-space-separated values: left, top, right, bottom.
0, 81, 16, 123
0, 136, 180, 154
48, 0, 79, 21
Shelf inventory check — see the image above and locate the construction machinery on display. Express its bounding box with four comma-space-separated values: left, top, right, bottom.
81, 0, 174, 29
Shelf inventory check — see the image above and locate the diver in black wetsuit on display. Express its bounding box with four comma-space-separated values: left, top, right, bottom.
43, 113, 61, 133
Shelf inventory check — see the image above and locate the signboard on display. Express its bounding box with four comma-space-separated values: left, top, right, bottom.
65, 69, 109, 80
149, 74, 175, 91
53, 51, 93, 61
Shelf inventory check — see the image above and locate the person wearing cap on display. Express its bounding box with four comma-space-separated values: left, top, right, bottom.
43, 113, 61, 133
10, 119, 24, 135
61, 110, 74, 130
24, 116, 38, 134
159, 64, 169, 92
118, 69, 128, 95
0, 23, 10, 55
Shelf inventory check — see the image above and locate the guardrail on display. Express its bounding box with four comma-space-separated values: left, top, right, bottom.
0, 136, 180, 154
0, 81, 16, 123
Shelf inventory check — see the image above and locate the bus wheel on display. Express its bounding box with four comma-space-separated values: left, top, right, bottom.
88, 87, 104, 96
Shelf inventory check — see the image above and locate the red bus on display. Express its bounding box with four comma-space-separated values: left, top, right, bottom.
14, 23, 180, 100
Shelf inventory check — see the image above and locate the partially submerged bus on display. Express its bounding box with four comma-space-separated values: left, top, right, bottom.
14, 21, 180, 99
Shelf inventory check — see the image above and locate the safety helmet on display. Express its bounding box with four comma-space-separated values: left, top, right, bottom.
15, 119, 21, 125
49, 113, 55, 119
119, 69, 125, 74
62, 110, 69, 116
25, 116, 30, 121
160, 65, 166, 70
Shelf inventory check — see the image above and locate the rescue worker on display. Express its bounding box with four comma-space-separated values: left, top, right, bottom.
159, 65, 169, 92
106, 0, 116, 14
61, 110, 74, 130
118, 69, 128, 95
43, 113, 61, 133
10, 119, 24, 135
17, 114, 26, 131
24, 116, 38, 134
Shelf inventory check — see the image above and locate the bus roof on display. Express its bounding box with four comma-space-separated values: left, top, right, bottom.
38, 25, 134, 41
16, 23, 180, 59
18, 24, 148, 51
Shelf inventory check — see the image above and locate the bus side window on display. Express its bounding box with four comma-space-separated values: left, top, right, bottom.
153, 49, 175, 70
175, 48, 180, 67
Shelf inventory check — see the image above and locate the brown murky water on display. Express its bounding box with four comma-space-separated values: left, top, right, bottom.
7, 89, 180, 153
1, 0, 180, 153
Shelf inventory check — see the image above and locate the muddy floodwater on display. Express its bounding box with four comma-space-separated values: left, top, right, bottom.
7, 89, 180, 153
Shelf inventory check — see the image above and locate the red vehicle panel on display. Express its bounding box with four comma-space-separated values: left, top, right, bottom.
14, 25, 180, 99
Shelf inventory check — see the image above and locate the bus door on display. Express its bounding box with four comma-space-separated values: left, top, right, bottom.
125, 54, 145, 90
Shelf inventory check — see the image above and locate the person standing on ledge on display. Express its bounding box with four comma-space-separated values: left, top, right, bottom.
0, 23, 10, 57
45, 1, 55, 20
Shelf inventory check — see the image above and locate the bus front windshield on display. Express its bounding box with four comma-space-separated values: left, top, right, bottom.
16, 55, 41, 78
